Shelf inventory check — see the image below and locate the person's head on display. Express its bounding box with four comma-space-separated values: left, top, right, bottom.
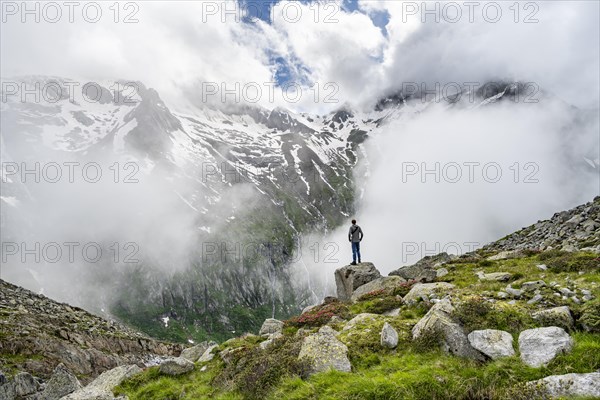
351, 219, 356, 225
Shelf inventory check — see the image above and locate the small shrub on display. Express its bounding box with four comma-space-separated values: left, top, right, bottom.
453, 297, 535, 334
411, 328, 443, 353
546, 252, 599, 273
214, 336, 309, 400
537, 249, 566, 261
361, 296, 403, 314
478, 259, 494, 267
357, 288, 387, 301
390, 279, 418, 297
284, 302, 350, 328
579, 299, 600, 333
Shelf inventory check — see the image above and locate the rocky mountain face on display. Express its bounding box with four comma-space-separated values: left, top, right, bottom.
0, 279, 183, 387
483, 197, 600, 253
1, 77, 595, 344
0, 197, 599, 400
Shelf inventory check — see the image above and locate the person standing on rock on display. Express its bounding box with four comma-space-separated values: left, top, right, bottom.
348, 219, 363, 265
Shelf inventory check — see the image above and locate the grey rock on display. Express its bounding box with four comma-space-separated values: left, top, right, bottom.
198, 344, 219, 363
537, 264, 548, 270
559, 288, 575, 297
380, 322, 398, 349
259, 318, 284, 336
159, 357, 194, 376
334, 263, 382, 302
350, 276, 405, 302
518, 327, 573, 367
298, 326, 351, 376
436, 268, 449, 278
180, 341, 218, 362
527, 372, 600, 398
476, 272, 513, 282
36, 363, 81, 400
403, 282, 455, 304
505, 286, 523, 298
412, 299, 484, 361
527, 294, 543, 304
467, 329, 515, 360
389, 263, 436, 283
13, 372, 39, 397
521, 280, 546, 292
62, 364, 142, 400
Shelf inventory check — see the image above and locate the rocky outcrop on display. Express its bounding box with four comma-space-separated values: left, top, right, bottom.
350, 276, 405, 302
412, 299, 484, 361
36, 363, 82, 400
180, 341, 218, 362
298, 326, 351, 376
259, 319, 284, 336
518, 327, 574, 367
403, 282, 456, 304
483, 197, 600, 252
159, 357, 195, 376
388, 263, 436, 283
334, 263, 381, 302
62, 364, 141, 400
198, 344, 219, 363
467, 329, 515, 360
526, 372, 600, 398
0, 279, 182, 384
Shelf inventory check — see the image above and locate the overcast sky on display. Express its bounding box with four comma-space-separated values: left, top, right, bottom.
2, 0, 599, 112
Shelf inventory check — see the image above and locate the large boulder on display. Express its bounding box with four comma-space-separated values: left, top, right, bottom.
380, 322, 399, 349
350, 276, 406, 302
526, 372, 600, 398
36, 363, 81, 400
334, 263, 381, 302
467, 329, 515, 360
198, 343, 219, 362
532, 306, 574, 331
298, 325, 351, 376
13, 372, 39, 397
62, 364, 142, 400
159, 357, 195, 376
403, 282, 455, 304
259, 318, 284, 336
389, 263, 436, 283
518, 327, 574, 367
412, 299, 484, 361
476, 272, 513, 282
180, 340, 218, 362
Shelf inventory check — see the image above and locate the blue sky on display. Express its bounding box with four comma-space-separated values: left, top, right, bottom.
238, 0, 389, 86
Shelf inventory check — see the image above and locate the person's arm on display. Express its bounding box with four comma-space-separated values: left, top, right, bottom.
348, 227, 352, 242
359, 227, 364, 241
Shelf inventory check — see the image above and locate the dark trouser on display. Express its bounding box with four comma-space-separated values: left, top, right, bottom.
352, 242, 361, 263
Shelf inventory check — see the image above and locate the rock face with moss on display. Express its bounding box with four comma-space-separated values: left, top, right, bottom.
0, 279, 182, 384
298, 326, 351, 375
412, 299, 485, 361
527, 372, 600, 398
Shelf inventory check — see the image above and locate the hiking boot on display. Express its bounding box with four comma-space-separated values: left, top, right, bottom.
358, 260, 361, 264
350, 261, 357, 265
